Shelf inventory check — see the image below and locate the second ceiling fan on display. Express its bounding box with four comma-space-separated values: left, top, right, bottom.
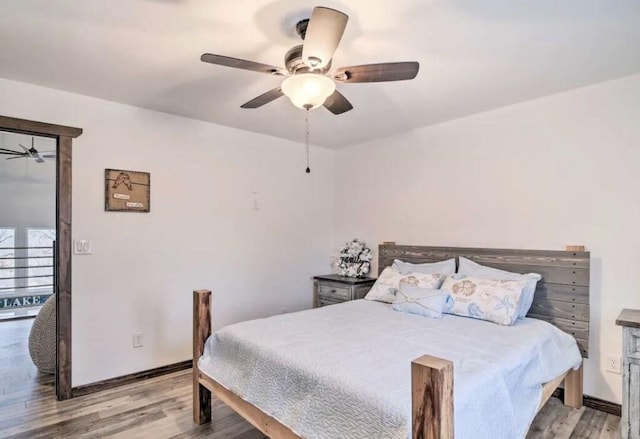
0, 137, 54, 163
201, 6, 420, 115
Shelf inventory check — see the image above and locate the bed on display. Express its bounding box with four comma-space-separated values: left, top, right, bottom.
192, 244, 590, 438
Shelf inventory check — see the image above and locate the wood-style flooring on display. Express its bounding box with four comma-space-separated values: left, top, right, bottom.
0, 319, 621, 438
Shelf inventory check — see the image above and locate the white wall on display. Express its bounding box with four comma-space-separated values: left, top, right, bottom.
0, 78, 335, 386
334, 73, 640, 403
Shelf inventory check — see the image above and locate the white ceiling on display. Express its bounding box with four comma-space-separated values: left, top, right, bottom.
1, 0, 639, 148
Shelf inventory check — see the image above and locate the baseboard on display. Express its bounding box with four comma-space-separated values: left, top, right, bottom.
72, 359, 192, 397
553, 388, 621, 417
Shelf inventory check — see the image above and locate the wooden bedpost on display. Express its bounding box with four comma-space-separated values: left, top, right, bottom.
193, 290, 212, 424
412, 355, 454, 439
564, 361, 583, 409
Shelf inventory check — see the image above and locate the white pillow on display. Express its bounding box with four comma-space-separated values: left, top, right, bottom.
457, 257, 541, 319
392, 258, 456, 275
365, 267, 444, 303
441, 275, 528, 326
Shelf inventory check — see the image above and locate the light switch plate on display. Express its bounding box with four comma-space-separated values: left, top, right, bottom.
73, 239, 92, 255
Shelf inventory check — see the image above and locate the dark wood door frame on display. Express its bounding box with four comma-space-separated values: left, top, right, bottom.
0, 115, 82, 400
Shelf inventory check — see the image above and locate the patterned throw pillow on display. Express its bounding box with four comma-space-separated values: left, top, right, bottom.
364, 267, 444, 303
441, 275, 528, 325
391, 285, 453, 318
457, 257, 541, 319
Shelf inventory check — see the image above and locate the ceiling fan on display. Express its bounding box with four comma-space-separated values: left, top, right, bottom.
0, 137, 55, 163
201, 6, 420, 114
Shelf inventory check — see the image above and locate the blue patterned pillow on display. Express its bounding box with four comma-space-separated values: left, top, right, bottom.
391, 285, 453, 318
365, 267, 445, 303
457, 257, 541, 319
441, 275, 528, 325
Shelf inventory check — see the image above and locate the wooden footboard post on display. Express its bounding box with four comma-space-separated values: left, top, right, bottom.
564, 361, 583, 409
412, 355, 454, 439
193, 290, 212, 424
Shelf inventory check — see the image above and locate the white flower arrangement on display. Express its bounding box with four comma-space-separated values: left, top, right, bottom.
335, 239, 372, 278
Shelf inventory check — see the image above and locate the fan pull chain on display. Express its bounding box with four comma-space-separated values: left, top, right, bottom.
305, 107, 311, 174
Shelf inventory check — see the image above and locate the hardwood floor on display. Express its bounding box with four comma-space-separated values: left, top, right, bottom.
0, 319, 621, 438
527, 397, 620, 439
0, 318, 54, 405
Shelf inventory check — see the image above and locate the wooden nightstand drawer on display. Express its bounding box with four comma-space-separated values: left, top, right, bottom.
313, 275, 376, 308
318, 297, 342, 307
318, 284, 351, 301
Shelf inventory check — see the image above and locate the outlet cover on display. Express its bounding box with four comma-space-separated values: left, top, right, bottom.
133, 332, 144, 348
605, 355, 622, 374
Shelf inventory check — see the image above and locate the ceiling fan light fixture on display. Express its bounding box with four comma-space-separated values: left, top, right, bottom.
281, 73, 335, 109
200, 6, 419, 115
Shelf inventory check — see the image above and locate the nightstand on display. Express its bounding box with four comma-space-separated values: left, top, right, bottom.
313, 274, 376, 308
617, 309, 640, 439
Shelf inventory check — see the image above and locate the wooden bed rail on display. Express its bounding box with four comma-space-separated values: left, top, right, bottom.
193, 290, 212, 425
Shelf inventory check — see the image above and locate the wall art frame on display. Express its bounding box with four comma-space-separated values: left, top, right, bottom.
104, 168, 150, 212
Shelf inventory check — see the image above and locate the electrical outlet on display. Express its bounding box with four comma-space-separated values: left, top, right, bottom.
605, 354, 622, 374
132, 332, 144, 348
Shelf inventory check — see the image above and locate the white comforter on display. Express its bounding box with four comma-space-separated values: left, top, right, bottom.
198, 299, 581, 439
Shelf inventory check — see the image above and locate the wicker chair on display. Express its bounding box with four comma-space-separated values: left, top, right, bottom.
28, 294, 56, 374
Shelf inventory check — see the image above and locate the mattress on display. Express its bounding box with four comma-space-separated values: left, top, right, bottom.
198, 299, 581, 439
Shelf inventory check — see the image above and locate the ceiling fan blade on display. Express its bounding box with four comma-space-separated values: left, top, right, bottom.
240, 87, 284, 109
323, 90, 353, 115
0, 148, 24, 156
18, 144, 30, 153
334, 62, 420, 83
302, 7, 348, 69
201, 54, 286, 76
6, 156, 25, 160
39, 151, 57, 161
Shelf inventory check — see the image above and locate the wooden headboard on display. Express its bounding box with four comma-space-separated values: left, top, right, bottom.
378, 244, 590, 358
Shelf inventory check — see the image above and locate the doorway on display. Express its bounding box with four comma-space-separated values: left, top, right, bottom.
0, 131, 56, 319
0, 115, 82, 400
0, 130, 57, 402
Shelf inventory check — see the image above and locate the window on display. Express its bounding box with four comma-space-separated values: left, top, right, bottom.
27, 228, 55, 290
0, 228, 16, 290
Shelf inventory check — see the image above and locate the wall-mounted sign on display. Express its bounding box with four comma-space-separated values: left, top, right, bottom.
105, 169, 150, 212
0, 294, 51, 309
